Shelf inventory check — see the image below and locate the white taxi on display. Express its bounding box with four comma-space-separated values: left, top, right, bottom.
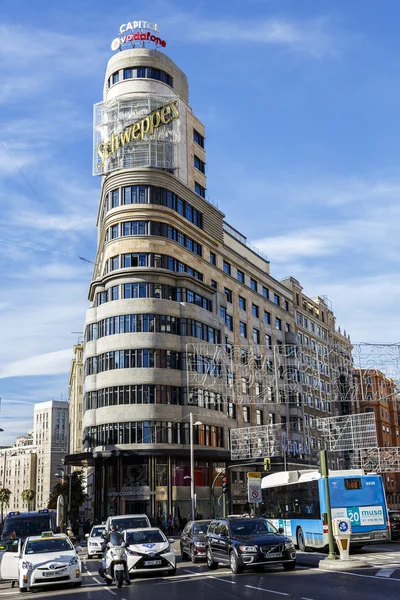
123, 528, 176, 577
18, 532, 82, 592
85, 525, 105, 558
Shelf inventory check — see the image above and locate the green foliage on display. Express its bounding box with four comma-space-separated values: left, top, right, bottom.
48, 470, 87, 522
0, 488, 12, 508
21, 489, 35, 509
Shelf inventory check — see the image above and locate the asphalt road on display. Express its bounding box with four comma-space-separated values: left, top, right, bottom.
0, 541, 399, 600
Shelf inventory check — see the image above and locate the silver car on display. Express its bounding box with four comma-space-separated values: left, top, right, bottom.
86, 525, 106, 558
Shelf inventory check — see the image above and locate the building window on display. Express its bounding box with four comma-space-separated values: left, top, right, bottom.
252, 304, 259, 318
194, 155, 206, 174
276, 318, 282, 330
112, 71, 119, 84
250, 278, 257, 292
253, 328, 260, 344
237, 269, 245, 283
211, 280, 218, 289
262, 286, 269, 299
243, 407, 250, 422
224, 288, 233, 303
273, 293, 280, 306
194, 129, 205, 148
239, 296, 246, 311
210, 251, 217, 266
223, 261, 231, 275
225, 314, 233, 331
195, 181, 206, 198
240, 322, 247, 338
285, 323, 291, 333
264, 311, 271, 325
256, 409, 263, 425
110, 286, 119, 301
284, 300, 289, 311
265, 334, 271, 348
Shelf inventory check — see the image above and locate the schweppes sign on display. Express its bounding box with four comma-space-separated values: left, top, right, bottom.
97, 100, 179, 168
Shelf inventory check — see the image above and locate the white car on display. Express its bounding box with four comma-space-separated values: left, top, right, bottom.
123, 527, 176, 577
85, 525, 105, 558
18, 532, 82, 592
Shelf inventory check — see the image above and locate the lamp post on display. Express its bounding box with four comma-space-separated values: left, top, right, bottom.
188, 413, 202, 522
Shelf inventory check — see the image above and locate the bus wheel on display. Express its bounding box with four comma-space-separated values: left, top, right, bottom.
297, 528, 306, 552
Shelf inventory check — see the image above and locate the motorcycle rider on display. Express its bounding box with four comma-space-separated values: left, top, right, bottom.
101, 524, 130, 585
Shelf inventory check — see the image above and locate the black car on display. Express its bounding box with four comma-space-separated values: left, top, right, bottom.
180, 520, 211, 562
206, 518, 296, 574
389, 510, 400, 541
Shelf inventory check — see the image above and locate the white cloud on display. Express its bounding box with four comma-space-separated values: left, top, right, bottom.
0, 349, 73, 380
165, 14, 340, 57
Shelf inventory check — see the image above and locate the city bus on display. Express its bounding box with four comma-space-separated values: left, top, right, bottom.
261, 469, 390, 550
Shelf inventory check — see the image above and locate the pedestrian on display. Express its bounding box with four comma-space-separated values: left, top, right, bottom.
167, 514, 174, 536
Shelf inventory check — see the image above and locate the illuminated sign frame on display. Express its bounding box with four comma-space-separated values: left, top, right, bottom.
111, 20, 166, 51
96, 100, 179, 168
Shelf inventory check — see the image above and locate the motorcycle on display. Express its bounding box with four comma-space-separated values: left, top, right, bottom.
98, 532, 130, 588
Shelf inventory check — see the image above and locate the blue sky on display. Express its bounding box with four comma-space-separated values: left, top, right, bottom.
1, 0, 400, 445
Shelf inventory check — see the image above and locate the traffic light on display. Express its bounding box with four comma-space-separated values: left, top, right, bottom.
222, 477, 229, 494
263, 458, 271, 472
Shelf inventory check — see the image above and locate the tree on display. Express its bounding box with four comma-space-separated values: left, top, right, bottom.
0, 488, 12, 524
48, 470, 87, 523
21, 489, 35, 512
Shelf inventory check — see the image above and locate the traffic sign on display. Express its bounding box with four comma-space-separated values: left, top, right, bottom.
248, 473, 262, 504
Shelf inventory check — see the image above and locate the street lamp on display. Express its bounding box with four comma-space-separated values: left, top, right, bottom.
189, 413, 202, 522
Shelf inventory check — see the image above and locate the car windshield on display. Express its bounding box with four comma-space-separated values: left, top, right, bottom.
390, 512, 400, 522
126, 530, 165, 545
110, 518, 148, 532
91, 527, 105, 537
193, 523, 210, 535
230, 520, 278, 536
2, 516, 52, 539
25, 538, 73, 554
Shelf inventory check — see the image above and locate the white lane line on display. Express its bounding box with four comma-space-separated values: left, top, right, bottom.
301, 597, 315, 600
103, 586, 117, 596
245, 584, 289, 596
309, 567, 400, 582
376, 568, 396, 578
92, 577, 102, 584
209, 576, 236, 584
183, 569, 198, 573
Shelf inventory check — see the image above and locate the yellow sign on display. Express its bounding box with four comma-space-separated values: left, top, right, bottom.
247, 472, 261, 479
97, 100, 179, 168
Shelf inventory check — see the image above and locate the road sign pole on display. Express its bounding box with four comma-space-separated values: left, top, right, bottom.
320, 450, 337, 561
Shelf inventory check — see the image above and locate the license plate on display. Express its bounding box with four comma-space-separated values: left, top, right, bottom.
265, 552, 282, 558
114, 564, 124, 571
43, 568, 67, 577
144, 560, 162, 566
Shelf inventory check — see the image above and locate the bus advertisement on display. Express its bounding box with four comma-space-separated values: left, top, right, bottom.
261, 469, 390, 550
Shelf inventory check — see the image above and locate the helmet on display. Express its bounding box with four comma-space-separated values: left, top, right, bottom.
110, 523, 118, 532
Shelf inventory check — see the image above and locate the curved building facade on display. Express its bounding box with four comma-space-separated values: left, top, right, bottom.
79, 42, 354, 522
83, 47, 231, 521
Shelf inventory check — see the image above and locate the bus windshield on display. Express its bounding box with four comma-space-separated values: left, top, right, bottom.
2, 515, 52, 539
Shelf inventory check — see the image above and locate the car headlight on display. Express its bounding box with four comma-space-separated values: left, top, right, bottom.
239, 545, 258, 553
126, 548, 139, 556
161, 545, 172, 554
194, 542, 205, 547
22, 561, 33, 570
69, 557, 79, 566
285, 542, 295, 550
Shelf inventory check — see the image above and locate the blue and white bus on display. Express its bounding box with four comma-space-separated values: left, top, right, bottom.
261, 469, 390, 550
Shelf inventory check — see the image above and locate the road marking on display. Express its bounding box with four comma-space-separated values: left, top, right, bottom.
103, 586, 118, 596
301, 597, 316, 600
209, 576, 236, 584
183, 569, 197, 573
92, 577, 102, 584
245, 584, 289, 596
309, 567, 400, 582
376, 568, 396, 578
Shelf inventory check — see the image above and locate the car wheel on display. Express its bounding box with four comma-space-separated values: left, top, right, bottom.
190, 546, 197, 563
297, 528, 306, 552
283, 561, 296, 571
180, 545, 188, 561
206, 548, 218, 570
230, 551, 243, 574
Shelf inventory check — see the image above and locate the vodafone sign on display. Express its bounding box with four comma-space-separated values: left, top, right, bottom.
111, 20, 167, 51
